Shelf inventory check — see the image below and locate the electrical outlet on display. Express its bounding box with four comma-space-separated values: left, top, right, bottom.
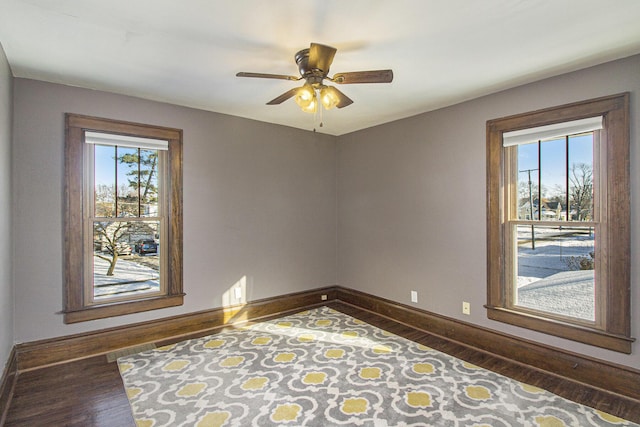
410, 291, 418, 303
321, 294, 328, 301
462, 301, 470, 315
234, 287, 242, 299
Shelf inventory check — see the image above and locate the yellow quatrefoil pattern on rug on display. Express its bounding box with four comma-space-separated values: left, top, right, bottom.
219, 356, 243, 367
118, 307, 639, 427
126, 387, 142, 399
325, 348, 344, 359
271, 403, 302, 422
406, 391, 432, 408
412, 362, 435, 374
162, 360, 189, 372
303, 372, 327, 385
118, 362, 133, 374
156, 343, 176, 352
276, 321, 292, 328
176, 382, 206, 397
342, 397, 369, 414
373, 344, 392, 354
274, 352, 295, 363
359, 367, 381, 379
196, 411, 230, 427
466, 385, 492, 401
341, 330, 358, 339
535, 415, 568, 427
298, 333, 316, 342
251, 336, 271, 345
241, 376, 269, 390
203, 339, 225, 349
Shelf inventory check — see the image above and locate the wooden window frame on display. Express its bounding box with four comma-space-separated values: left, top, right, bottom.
486, 93, 633, 353
64, 114, 184, 323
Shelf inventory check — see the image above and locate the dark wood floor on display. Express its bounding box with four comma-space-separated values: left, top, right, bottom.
5, 355, 134, 426
5, 302, 640, 426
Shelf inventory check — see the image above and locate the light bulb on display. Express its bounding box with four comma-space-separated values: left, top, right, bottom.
319, 86, 339, 110
300, 98, 317, 113
295, 84, 316, 111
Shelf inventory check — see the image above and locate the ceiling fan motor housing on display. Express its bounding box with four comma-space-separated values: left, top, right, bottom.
295, 48, 326, 86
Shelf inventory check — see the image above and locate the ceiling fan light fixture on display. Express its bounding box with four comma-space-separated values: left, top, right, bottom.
295, 83, 319, 113
295, 84, 315, 108
319, 86, 339, 110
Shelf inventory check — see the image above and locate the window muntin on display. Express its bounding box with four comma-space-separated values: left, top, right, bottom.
507, 131, 597, 323
87, 140, 166, 304
515, 133, 594, 222
486, 94, 632, 353
64, 114, 183, 323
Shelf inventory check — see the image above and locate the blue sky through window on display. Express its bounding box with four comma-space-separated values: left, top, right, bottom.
517, 133, 593, 197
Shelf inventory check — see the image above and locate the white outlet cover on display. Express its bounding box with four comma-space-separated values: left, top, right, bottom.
462, 302, 470, 315
410, 291, 418, 303
234, 287, 242, 299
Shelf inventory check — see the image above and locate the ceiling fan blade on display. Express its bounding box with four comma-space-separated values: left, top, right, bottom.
266, 88, 299, 105
236, 72, 300, 81
331, 87, 354, 109
332, 69, 394, 84
308, 43, 337, 73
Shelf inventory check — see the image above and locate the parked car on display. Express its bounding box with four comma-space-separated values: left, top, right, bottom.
135, 239, 158, 255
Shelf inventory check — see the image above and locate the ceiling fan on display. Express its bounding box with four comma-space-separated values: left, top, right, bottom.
236, 42, 393, 114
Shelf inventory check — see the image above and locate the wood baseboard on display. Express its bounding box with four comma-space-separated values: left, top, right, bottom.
0, 346, 18, 426
12, 284, 639, 405
334, 286, 640, 402
15, 286, 338, 371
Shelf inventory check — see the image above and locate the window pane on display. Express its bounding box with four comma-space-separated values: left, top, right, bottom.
568, 134, 594, 221
540, 138, 566, 221
517, 142, 539, 220
93, 220, 161, 301
514, 224, 595, 321
117, 147, 140, 217
139, 149, 159, 217
94, 145, 116, 218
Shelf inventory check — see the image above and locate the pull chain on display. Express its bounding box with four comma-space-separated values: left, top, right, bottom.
312, 90, 323, 132
318, 91, 324, 128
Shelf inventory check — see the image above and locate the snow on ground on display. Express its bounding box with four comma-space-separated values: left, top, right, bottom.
515, 228, 595, 320
518, 271, 595, 321
93, 256, 159, 299
516, 229, 594, 285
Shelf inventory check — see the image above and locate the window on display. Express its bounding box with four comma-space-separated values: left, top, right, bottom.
64, 114, 183, 323
486, 94, 632, 353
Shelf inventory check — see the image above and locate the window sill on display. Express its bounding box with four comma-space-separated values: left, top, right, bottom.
63, 294, 185, 324
485, 305, 633, 353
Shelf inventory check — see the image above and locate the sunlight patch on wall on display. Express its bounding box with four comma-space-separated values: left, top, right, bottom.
222, 275, 248, 323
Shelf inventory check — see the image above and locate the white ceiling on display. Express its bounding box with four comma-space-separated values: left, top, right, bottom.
1, 0, 640, 136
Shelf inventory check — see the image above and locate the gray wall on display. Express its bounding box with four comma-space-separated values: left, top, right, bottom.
7, 54, 639, 374
338, 54, 640, 370
0, 43, 13, 376
12, 79, 337, 342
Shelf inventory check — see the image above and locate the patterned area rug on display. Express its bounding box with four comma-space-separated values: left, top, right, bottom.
118, 306, 637, 426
